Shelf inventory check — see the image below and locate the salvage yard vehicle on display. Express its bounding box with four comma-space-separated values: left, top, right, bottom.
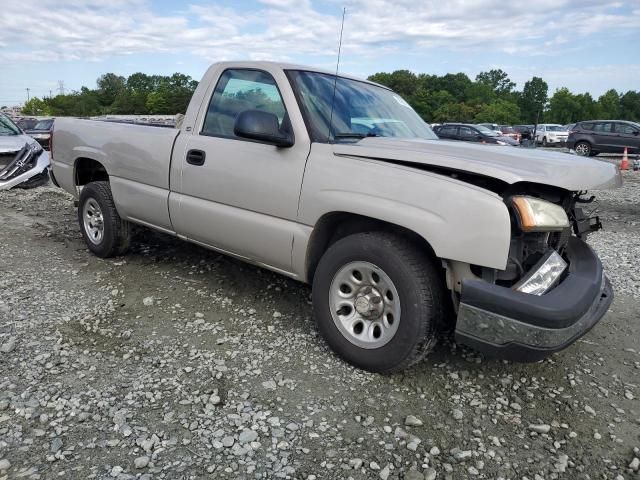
434, 123, 519, 146
25, 118, 54, 150
567, 120, 640, 157
0, 113, 50, 190
535, 124, 569, 146
50, 61, 620, 372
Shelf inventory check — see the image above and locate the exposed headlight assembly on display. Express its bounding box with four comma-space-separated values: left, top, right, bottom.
511, 196, 570, 232
29, 142, 43, 156
513, 250, 567, 295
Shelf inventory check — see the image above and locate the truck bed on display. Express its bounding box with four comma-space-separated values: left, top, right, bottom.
52, 118, 179, 194
52, 117, 181, 231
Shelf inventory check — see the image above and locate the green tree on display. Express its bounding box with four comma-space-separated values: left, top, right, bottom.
474, 100, 521, 124
518, 77, 548, 123
97, 73, 126, 110
476, 69, 516, 95
22, 97, 51, 116
620, 91, 640, 122
596, 89, 620, 119
547, 88, 581, 123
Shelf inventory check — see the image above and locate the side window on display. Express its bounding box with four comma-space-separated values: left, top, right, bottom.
615, 123, 638, 135
459, 126, 477, 138
581, 122, 594, 131
202, 69, 287, 138
594, 122, 613, 133
438, 126, 457, 137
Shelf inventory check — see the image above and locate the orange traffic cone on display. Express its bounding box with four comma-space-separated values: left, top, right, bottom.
620, 147, 630, 170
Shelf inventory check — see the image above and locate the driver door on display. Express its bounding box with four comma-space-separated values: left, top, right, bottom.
169, 68, 311, 274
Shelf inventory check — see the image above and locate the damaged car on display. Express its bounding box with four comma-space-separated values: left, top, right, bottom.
0, 113, 50, 190
50, 61, 620, 372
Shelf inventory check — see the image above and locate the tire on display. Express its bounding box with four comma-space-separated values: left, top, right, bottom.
542, 137, 547, 147
78, 181, 131, 258
312, 232, 446, 373
574, 141, 592, 156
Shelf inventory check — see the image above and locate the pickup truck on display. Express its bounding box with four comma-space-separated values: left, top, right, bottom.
50, 61, 620, 372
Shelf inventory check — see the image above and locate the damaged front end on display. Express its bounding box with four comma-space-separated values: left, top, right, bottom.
453, 186, 613, 362
0, 142, 50, 191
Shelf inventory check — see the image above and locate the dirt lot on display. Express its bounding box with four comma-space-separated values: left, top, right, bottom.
0, 170, 639, 480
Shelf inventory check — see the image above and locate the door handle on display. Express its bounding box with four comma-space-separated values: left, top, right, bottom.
186, 149, 206, 166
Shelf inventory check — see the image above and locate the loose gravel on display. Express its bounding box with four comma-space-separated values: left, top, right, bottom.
0, 171, 639, 480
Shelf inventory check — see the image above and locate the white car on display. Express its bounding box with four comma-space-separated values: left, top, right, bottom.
535, 124, 569, 146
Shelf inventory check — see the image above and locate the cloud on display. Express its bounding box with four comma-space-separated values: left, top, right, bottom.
0, 0, 638, 67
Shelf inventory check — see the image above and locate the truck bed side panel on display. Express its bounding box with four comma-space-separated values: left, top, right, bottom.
52, 118, 179, 231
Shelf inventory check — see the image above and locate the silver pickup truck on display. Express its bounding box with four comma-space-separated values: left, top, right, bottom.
50, 61, 620, 372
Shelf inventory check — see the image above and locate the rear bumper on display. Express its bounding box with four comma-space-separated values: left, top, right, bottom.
455, 237, 613, 362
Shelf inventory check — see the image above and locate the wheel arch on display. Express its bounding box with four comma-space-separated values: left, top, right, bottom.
304, 211, 438, 284
74, 157, 109, 186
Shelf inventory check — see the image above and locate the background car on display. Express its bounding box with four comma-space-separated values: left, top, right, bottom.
497, 125, 520, 142
25, 118, 54, 150
434, 123, 519, 145
534, 124, 569, 146
477, 123, 503, 135
567, 120, 640, 156
15, 117, 38, 131
513, 125, 534, 143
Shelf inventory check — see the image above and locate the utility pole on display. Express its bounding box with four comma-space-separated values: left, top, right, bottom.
49, 90, 53, 98
26, 88, 30, 102
57, 80, 65, 96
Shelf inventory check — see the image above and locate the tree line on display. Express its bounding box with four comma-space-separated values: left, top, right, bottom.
367, 69, 640, 124
17, 68, 640, 125
20, 72, 198, 117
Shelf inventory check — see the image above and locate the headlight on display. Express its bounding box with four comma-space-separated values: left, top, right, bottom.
28, 142, 43, 156
511, 196, 570, 232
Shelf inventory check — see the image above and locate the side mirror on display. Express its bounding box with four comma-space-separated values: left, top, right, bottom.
633, 130, 639, 136
234, 110, 294, 148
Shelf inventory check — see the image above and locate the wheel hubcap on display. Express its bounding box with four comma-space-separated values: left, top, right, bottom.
329, 261, 401, 349
83, 198, 104, 245
576, 143, 589, 156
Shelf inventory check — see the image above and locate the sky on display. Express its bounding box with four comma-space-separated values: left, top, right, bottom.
1, 0, 639, 106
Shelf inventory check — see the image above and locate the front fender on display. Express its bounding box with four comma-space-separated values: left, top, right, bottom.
298, 145, 511, 270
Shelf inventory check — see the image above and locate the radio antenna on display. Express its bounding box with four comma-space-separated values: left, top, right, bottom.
328, 7, 346, 143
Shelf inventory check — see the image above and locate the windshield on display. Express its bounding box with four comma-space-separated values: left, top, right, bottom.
475, 125, 499, 136
546, 125, 566, 132
0, 114, 21, 136
500, 126, 515, 133
34, 119, 54, 130
287, 70, 437, 142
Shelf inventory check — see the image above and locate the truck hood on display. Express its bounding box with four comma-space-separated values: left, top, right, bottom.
0, 135, 36, 154
333, 137, 621, 191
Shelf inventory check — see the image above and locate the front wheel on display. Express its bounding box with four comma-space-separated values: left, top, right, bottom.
574, 141, 592, 156
78, 181, 131, 258
542, 137, 548, 147
312, 232, 446, 373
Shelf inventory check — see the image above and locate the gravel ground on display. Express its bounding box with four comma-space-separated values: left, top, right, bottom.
0, 171, 639, 480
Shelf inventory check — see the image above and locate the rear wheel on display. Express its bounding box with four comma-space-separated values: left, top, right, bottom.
575, 141, 592, 156
78, 181, 131, 258
312, 232, 446, 373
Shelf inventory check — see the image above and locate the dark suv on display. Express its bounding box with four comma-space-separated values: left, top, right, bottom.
433, 123, 518, 145
567, 120, 640, 156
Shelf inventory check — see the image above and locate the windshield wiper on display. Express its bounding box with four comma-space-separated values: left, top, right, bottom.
334, 132, 380, 139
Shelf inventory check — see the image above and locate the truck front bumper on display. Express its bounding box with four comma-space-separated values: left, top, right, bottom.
455, 237, 613, 362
